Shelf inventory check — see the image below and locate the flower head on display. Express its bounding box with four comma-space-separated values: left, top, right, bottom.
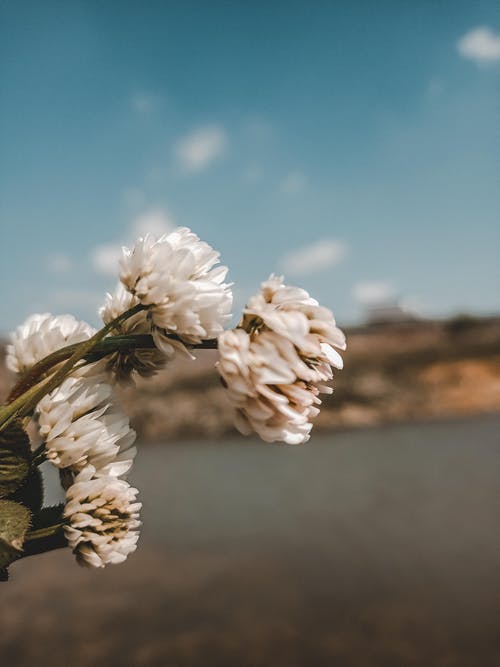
99, 283, 168, 383
119, 228, 232, 354
7, 313, 96, 375
217, 276, 346, 444
64, 465, 141, 568
37, 374, 136, 474
218, 328, 326, 444
243, 275, 346, 370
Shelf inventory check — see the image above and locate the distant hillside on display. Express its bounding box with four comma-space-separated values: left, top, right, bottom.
2, 316, 500, 442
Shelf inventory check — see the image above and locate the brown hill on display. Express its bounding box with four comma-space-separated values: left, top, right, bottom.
2, 316, 499, 442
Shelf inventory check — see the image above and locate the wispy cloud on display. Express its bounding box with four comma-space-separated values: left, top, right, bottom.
279, 170, 307, 195
352, 281, 395, 305
130, 91, 158, 114
131, 208, 175, 238
280, 239, 346, 276
90, 243, 124, 277
174, 126, 227, 173
90, 208, 176, 277
46, 253, 72, 274
457, 26, 500, 64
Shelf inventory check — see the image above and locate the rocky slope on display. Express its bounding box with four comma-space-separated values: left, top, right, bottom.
2, 316, 499, 442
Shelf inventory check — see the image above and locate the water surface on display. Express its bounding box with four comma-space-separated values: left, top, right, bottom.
3, 416, 500, 666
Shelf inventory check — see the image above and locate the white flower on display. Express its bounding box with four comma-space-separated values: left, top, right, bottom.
119, 228, 232, 354
6, 313, 96, 375
37, 374, 136, 474
64, 465, 141, 568
218, 277, 346, 445
218, 328, 328, 445
243, 275, 346, 372
99, 283, 169, 382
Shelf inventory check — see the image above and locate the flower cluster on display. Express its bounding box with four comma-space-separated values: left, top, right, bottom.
100, 283, 168, 383
7, 313, 96, 376
5, 226, 234, 568
64, 466, 141, 568
217, 276, 346, 444
4, 226, 345, 573
118, 227, 232, 357
8, 314, 140, 567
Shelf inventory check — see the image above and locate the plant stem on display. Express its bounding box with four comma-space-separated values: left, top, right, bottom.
25, 523, 66, 541
22, 524, 67, 558
0, 304, 147, 432
8, 332, 219, 402
32, 443, 47, 467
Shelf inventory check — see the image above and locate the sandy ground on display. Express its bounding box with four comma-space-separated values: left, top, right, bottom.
2, 415, 500, 666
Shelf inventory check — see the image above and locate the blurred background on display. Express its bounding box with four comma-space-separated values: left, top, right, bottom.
1, 1, 499, 665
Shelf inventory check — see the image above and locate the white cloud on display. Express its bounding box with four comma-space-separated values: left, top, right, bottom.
90, 207, 176, 277
131, 208, 175, 238
401, 295, 425, 317
131, 92, 158, 114
280, 239, 346, 276
280, 170, 307, 195
457, 27, 500, 64
352, 281, 396, 305
90, 243, 124, 277
46, 253, 72, 274
174, 126, 227, 173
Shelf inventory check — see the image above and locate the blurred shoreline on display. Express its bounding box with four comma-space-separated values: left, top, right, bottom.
120, 314, 500, 441
1, 314, 499, 442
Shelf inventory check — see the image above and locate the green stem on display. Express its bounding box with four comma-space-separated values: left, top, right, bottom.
0, 304, 147, 432
7, 335, 143, 402
25, 522, 66, 542
0, 380, 50, 429
32, 443, 47, 467
22, 524, 67, 558
8, 332, 219, 402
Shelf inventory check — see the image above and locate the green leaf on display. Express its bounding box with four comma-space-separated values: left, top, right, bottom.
10, 466, 44, 514
0, 499, 31, 568
0, 499, 31, 548
0, 420, 31, 498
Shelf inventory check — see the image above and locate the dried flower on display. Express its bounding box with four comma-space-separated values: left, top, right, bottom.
243, 275, 345, 373
119, 228, 232, 354
218, 277, 346, 444
100, 283, 168, 383
218, 328, 327, 444
37, 375, 136, 473
6, 313, 96, 375
64, 465, 141, 567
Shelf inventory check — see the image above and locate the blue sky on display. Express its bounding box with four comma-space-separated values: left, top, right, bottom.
1, 1, 499, 334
